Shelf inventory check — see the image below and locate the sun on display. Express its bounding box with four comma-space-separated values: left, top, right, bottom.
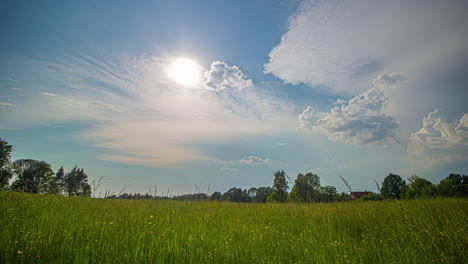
167, 58, 202, 87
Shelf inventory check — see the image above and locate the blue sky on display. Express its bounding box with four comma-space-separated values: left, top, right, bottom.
1, 0, 467, 196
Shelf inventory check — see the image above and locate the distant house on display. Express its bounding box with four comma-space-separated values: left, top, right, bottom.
350, 191, 372, 200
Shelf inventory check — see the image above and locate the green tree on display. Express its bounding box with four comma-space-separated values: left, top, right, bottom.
403, 176, 436, 198
11, 159, 54, 193
438, 173, 468, 197
222, 187, 246, 202
64, 166, 91, 197
271, 170, 289, 202
210, 191, 222, 200
290, 172, 321, 202
46, 166, 65, 195
247, 187, 257, 203
0, 138, 13, 190
320, 185, 338, 202
254, 187, 274, 203
380, 173, 406, 199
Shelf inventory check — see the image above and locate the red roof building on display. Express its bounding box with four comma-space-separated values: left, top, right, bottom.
350, 191, 373, 200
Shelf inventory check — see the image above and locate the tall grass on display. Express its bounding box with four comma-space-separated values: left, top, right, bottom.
0, 191, 466, 263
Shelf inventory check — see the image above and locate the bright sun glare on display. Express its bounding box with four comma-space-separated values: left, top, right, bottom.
167, 58, 202, 86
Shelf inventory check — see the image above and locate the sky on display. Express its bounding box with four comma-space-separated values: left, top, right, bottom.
1, 0, 467, 196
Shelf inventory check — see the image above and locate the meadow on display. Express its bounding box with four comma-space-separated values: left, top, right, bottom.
0, 192, 466, 264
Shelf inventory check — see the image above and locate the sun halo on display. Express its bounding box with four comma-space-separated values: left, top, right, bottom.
167, 58, 202, 87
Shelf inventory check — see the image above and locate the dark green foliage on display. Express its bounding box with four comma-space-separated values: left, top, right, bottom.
254, 187, 274, 203
11, 159, 54, 193
380, 173, 406, 199
246, 187, 257, 203
55, 166, 65, 194
0, 138, 13, 190
222, 187, 246, 203
271, 170, 289, 202
267, 191, 289, 203
438, 173, 468, 197
402, 176, 436, 199
360, 192, 385, 201
210, 191, 222, 200
290, 172, 321, 202
64, 166, 91, 197
320, 185, 338, 202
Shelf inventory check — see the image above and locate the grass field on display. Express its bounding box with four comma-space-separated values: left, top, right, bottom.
0, 192, 467, 264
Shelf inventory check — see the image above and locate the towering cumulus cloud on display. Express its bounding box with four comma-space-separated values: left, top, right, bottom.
297, 73, 404, 146
407, 110, 468, 168
204, 61, 253, 91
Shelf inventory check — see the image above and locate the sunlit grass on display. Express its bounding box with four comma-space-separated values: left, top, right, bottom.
0, 192, 466, 263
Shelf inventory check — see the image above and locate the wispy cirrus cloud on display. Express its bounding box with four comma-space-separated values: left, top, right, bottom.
1, 50, 296, 167
0, 102, 15, 110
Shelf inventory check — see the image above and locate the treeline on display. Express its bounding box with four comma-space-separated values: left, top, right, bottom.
1, 138, 467, 202
376, 173, 468, 200
0, 138, 91, 196
108, 170, 468, 203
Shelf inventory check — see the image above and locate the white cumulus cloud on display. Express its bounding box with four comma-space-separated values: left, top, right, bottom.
239, 155, 272, 166
408, 110, 468, 153
297, 73, 404, 146
204, 61, 253, 91
405, 110, 467, 169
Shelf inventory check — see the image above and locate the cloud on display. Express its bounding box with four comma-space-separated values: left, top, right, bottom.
204, 61, 253, 91
216, 161, 238, 174
1, 50, 295, 168
40, 92, 57, 97
0, 102, 15, 110
216, 154, 275, 174
297, 73, 403, 146
406, 110, 468, 168
264, 0, 468, 93
239, 155, 272, 166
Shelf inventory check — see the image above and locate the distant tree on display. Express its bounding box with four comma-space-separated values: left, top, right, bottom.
438, 179, 456, 197
337, 192, 351, 202
223, 187, 246, 203
438, 173, 468, 197
271, 170, 289, 202
194, 193, 208, 200
64, 166, 91, 197
320, 185, 338, 202
255, 187, 274, 203
0, 138, 13, 190
230, 187, 246, 203
402, 176, 436, 198
246, 187, 257, 203
46, 166, 65, 195
11, 159, 54, 193
380, 173, 406, 199
290, 172, 321, 202
210, 191, 222, 200
55, 166, 65, 193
